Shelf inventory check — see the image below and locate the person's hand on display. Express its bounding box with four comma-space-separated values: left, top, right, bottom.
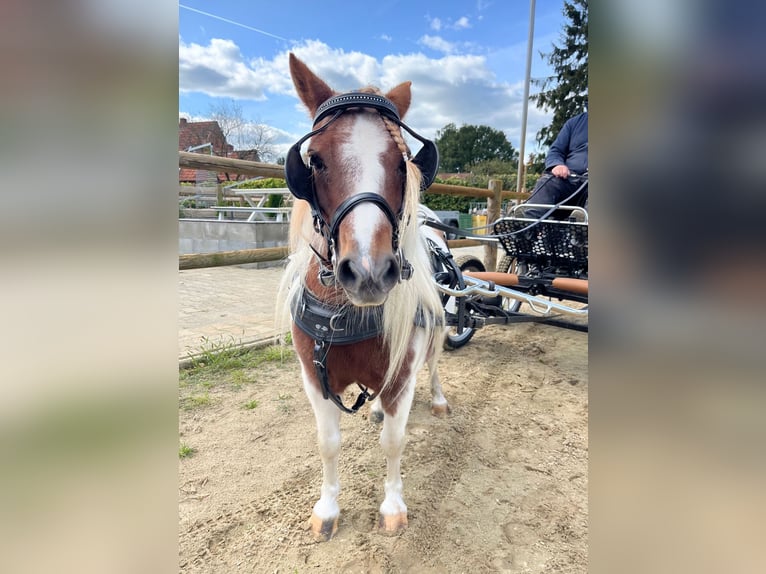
551, 164, 570, 178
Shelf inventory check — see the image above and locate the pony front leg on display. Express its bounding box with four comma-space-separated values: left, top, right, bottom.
302, 366, 342, 541
378, 378, 416, 535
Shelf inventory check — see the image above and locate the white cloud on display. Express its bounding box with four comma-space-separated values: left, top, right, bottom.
179, 38, 284, 100
375, 51, 548, 155
426, 15, 471, 32
179, 38, 553, 158
419, 35, 456, 55
288, 40, 383, 91
453, 16, 471, 30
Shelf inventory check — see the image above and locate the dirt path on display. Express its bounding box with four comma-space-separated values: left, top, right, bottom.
179, 322, 587, 573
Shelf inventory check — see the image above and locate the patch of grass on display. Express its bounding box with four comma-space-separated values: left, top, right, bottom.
230, 369, 247, 388
243, 399, 259, 410
260, 345, 287, 363
179, 343, 297, 418
179, 443, 196, 459
185, 336, 249, 373
182, 393, 211, 410
180, 344, 295, 388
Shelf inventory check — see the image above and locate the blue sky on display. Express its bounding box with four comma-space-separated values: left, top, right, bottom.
179, 0, 571, 162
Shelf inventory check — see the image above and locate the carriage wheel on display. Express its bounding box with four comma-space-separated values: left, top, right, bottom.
454, 255, 485, 273
443, 255, 485, 350
495, 255, 524, 313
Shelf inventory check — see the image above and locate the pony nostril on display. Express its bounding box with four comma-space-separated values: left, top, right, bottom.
336, 258, 360, 288
377, 255, 400, 286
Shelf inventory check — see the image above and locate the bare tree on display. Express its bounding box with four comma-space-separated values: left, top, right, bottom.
207, 99, 276, 163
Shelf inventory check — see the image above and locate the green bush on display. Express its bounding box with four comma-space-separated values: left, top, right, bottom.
233, 177, 287, 189
227, 177, 287, 213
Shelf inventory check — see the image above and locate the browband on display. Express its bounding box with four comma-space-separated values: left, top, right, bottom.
314, 92, 400, 125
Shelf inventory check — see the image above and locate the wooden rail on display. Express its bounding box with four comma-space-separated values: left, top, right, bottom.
179, 151, 285, 179
178, 152, 531, 270
426, 182, 530, 202
179, 246, 289, 270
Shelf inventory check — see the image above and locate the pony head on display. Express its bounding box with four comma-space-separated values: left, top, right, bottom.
287, 54, 436, 306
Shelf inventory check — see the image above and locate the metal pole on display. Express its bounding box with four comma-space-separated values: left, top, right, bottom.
516, 0, 536, 195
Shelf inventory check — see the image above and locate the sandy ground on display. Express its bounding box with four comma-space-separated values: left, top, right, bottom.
179, 320, 587, 573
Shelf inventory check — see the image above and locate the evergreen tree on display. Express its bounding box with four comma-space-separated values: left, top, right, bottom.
531, 0, 588, 147
434, 123, 518, 173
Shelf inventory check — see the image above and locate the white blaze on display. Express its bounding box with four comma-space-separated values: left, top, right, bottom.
340, 115, 391, 258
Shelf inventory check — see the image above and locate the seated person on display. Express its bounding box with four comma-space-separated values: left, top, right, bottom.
524, 111, 588, 220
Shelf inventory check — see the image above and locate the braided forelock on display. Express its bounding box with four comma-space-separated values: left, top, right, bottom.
357, 86, 412, 160
381, 116, 412, 160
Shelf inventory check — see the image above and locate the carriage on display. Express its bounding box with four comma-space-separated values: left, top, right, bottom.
425, 176, 589, 349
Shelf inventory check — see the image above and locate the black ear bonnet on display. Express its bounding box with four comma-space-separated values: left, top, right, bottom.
284, 92, 439, 207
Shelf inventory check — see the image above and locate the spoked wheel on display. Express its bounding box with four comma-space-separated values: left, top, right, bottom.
443, 255, 486, 349
495, 255, 525, 313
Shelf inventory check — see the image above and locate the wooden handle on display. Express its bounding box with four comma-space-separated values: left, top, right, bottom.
463, 271, 588, 296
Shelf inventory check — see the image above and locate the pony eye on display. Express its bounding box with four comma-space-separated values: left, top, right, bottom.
309, 154, 325, 171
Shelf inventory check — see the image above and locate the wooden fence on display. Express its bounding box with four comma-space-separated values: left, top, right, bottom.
178, 151, 531, 271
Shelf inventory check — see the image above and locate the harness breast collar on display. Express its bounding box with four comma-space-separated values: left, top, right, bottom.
291, 288, 436, 414
284, 91, 440, 414
291, 289, 383, 414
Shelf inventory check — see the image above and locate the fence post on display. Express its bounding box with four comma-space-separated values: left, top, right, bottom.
485, 179, 502, 271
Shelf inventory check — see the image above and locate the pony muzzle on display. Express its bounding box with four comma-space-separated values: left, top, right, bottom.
336, 253, 400, 305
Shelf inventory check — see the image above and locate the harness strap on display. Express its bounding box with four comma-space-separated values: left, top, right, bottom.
293, 288, 441, 415
329, 193, 401, 250
313, 340, 376, 414
292, 289, 384, 344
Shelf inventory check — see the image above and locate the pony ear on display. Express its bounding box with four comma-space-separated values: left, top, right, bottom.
289, 53, 336, 117
385, 82, 412, 119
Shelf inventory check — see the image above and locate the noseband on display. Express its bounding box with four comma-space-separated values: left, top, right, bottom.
285, 92, 439, 285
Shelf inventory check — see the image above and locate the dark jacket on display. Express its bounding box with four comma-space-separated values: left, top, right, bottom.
545, 112, 588, 175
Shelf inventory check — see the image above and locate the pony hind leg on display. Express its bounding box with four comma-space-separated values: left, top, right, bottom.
428, 336, 451, 417
368, 396, 384, 424
377, 378, 416, 535
301, 366, 343, 541
370, 340, 450, 423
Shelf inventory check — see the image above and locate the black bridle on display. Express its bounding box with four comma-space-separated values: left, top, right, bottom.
284, 92, 439, 285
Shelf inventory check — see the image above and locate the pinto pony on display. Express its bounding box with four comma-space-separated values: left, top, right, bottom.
279, 54, 450, 541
